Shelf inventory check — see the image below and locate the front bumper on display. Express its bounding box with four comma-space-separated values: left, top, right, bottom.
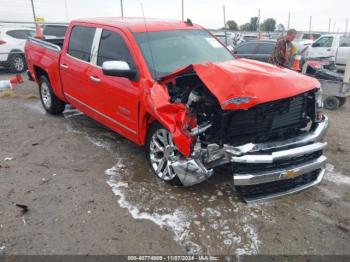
231, 116, 328, 202
173, 116, 329, 202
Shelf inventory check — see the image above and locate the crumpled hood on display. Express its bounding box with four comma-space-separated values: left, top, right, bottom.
161, 59, 320, 110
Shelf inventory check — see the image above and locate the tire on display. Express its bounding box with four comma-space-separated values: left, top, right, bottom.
7, 53, 26, 73
324, 96, 340, 110
338, 97, 346, 107
39, 76, 66, 115
146, 123, 183, 186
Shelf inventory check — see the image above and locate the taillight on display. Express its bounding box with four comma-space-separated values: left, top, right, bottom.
0, 40, 6, 45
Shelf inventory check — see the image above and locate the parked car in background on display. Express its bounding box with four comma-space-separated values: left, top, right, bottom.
335, 37, 350, 71
212, 32, 234, 50
0, 27, 35, 73
233, 40, 276, 62
242, 34, 258, 42
295, 32, 322, 45
306, 34, 349, 60
232, 33, 259, 46
42, 24, 68, 38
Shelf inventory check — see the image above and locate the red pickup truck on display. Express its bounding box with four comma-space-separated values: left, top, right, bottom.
25, 18, 328, 202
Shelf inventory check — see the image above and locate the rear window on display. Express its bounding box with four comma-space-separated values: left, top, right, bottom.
235, 43, 258, 54
302, 33, 321, 40
243, 36, 258, 42
6, 29, 35, 39
68, 26, 96, 62
43, 25, 67, 37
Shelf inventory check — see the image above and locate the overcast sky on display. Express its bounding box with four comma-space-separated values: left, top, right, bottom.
0, 0, 349, 32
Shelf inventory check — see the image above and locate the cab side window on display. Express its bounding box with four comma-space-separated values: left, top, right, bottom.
6, 30, 35, 39
97, 30, 135, 69
68, 26, 96, 62
339, 36, 350, 47
314, 36, 333, 48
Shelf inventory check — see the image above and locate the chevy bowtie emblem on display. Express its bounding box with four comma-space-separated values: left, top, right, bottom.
282, 170, 298, 179
223, 96, 255, 106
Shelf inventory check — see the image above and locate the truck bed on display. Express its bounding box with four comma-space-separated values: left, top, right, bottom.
25, 37, 66, 101
27, 37, 64, 52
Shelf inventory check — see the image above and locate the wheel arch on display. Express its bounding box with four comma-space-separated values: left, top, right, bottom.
7, 49, 24, 60
33, 65, 49, 83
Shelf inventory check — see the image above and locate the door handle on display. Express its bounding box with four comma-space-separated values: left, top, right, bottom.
60, 63, 69, 69
89, 76, 101, 83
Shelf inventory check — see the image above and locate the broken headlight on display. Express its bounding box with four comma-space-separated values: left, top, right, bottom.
315, 88, 324, 122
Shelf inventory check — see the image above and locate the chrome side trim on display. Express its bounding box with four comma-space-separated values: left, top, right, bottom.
90, 28, 102, 66
233, 155, 327, 186
231, 142, 327, 164
28, 37, 61, 52
244, 168, 326, 203
64, 92, 137, 135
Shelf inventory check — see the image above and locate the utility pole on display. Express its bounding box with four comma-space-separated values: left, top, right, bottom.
120, 0, 124, 18
309, 16, 312, 34
223, 5, 227, 46
287, 12, 290, 29
346, 18, 349, 34
64, 0, 69, 22
333, 22, 336, 33
328, 18, 331, 33
181, 0, 184, 21
258, 9, 261, 33
30, 0, 37, 25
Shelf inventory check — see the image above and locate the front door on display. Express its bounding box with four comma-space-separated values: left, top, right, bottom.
308, 36, 335, 58
87, 28, 140, 141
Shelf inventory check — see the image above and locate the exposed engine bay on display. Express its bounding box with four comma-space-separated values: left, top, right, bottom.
166, 72, 319, 148
150, 61, 328, 202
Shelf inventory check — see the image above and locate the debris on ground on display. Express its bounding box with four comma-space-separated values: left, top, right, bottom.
3, 157, 14, 161
15, 204, 28, 215
117, 181, 129, 188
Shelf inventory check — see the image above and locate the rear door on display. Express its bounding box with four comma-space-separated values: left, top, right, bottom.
336, 36, 350, 66
87, 28, 140, 141
60, 25, 96, 107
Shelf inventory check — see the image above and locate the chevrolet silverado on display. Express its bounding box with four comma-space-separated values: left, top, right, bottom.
24, 18, 329, 202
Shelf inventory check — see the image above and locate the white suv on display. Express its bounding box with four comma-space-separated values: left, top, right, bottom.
0, 27, 35, 73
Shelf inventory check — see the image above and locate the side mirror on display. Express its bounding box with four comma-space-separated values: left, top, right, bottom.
312, 42, 320, 47
102, 61, 137, 80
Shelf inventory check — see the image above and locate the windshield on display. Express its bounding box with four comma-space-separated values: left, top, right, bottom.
134, 29, 233, 79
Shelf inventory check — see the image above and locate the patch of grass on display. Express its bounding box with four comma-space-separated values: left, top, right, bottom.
0, 90, 17, 98
24, 94, 39, 99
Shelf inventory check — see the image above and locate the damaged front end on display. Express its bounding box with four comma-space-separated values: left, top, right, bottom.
147, 61, 328, 202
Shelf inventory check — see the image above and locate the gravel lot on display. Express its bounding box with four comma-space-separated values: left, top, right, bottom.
0, 71, 349, 256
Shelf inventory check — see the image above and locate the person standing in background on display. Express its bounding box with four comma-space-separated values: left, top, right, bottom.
270, 29, 297, 68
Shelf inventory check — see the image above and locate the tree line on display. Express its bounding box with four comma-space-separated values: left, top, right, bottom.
225, 17, 285, 32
